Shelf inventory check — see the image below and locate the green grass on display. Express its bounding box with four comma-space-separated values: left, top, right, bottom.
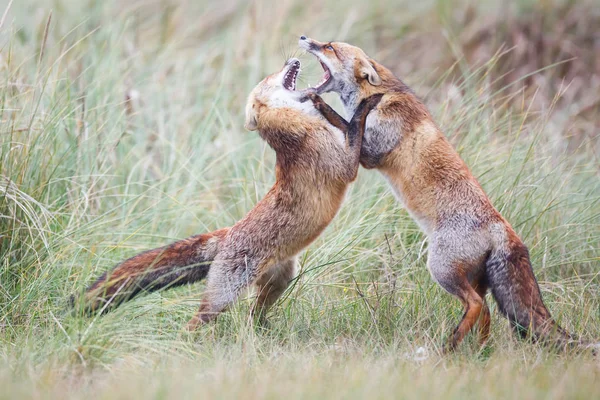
1, 0, 599, 398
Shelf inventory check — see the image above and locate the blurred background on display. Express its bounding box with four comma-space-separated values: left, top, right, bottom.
4, 0, 599, 153
0, 1, 599, 398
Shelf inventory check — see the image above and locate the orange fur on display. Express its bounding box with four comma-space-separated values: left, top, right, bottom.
79, 59, 382, 330
187, 67, 382, 329
301, 37, 587, 352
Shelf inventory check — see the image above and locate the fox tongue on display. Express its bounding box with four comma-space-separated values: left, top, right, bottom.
316, 60, 331, 88
303, 60, 331, 91
316, 70, 330, 87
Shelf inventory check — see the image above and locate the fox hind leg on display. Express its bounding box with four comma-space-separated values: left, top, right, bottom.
251, 258, 297, 326
185, 256, 266, 331
444, 280, 483, 353
428, 252, 485, 352
473, 277, 491, 347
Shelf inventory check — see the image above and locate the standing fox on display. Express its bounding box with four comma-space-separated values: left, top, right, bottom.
77, 58, 383, 329
299, 36, 592, 352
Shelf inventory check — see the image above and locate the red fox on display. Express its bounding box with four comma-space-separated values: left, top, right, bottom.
77, 58, 383, 329
299, 36, 593, 352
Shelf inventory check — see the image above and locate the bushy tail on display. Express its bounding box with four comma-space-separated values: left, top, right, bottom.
73, 227, 229, 314
486, 232, 583, 351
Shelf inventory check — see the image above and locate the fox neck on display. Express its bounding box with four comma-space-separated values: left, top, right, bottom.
339, 86, 361, 119
338, 63, 411, 117
338, 81, 381, 119
267, 91, 316, 114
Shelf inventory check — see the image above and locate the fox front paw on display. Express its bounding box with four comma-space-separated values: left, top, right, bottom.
307, 92, 327, 110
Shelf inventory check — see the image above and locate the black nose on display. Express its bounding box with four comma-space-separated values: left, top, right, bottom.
300, 35, 307, 40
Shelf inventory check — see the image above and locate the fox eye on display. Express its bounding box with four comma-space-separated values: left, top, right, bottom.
325, 44, 334, 51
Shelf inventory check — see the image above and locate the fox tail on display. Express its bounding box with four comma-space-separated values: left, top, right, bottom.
73, 227, 229, 314
486, 230, 594, 352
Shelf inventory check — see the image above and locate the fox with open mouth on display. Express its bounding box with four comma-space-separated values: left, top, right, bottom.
76, 58, 382, 329
299, 36, 596, 353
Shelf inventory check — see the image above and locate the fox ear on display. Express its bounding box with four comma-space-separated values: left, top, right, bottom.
244, 102, 258, 131
358, 57, 382, 86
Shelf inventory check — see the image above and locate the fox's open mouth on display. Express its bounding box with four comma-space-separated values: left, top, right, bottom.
283, 60, 300, 91
309, 60, 331, 90
282, 58, 331, 93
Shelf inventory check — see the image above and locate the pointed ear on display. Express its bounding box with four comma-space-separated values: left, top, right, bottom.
358, 57, 382, 86
244, 102, 258, 131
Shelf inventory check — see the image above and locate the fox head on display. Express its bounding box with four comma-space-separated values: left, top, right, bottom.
298, 36, 382, 102
244, 58, 314, 131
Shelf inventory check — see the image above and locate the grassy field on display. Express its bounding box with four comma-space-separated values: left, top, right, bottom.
1, 0, 599, 398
